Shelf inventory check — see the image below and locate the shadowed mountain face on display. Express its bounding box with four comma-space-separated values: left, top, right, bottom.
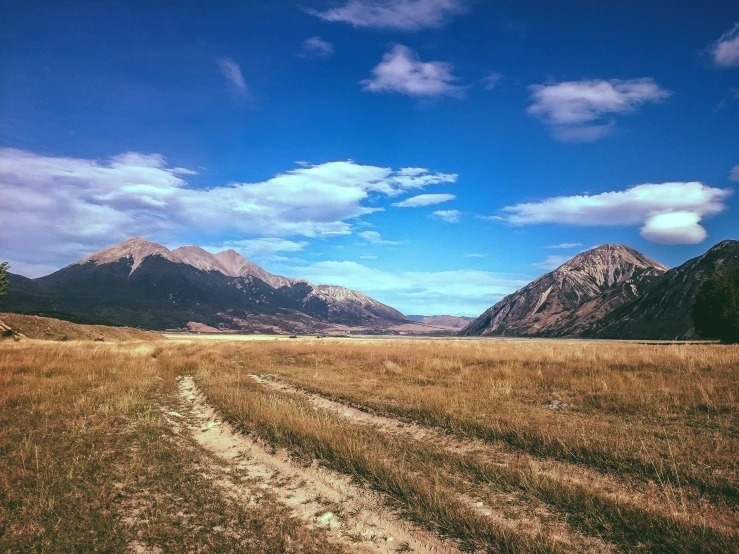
460, 244, 667, 337
0, 238, 407, 332
590, 240, 739, 340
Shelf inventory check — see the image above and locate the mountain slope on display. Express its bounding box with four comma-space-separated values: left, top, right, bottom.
461, 244, 667, 337
1, 238, 407, 332
591, 240, 739, 340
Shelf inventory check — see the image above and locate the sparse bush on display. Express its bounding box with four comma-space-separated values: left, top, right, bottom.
0, 261, 8, 298
692, 269, 739, 343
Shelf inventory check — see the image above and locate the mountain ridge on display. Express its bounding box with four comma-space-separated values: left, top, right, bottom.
2, 237, 407, 333
460, 244, 667, 337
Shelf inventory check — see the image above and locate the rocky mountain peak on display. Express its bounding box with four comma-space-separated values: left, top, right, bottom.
213, 249, 300, 289
557, 244, 667, 288
460, 243, 667, 337
171, 246, 234, 276
76, 237, 178, 273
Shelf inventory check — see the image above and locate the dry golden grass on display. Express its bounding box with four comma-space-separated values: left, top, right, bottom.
0, 313, 161, 341
0, 340, 344, 553
1, 335, 737, 553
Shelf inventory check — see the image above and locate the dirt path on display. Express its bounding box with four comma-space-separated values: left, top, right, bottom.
173, 375, 463, 554
250, 374, 733, 533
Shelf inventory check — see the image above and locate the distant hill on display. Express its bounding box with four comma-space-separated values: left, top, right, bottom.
0, 312, 161, 341
461, 244, 666, 337
0, 238, 408, 334
405, 315, 473, 330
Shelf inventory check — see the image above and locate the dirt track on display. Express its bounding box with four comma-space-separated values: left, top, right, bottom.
172, 375, 462, 554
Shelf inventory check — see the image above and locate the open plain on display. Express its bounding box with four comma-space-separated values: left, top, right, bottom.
1, 334, 737, 553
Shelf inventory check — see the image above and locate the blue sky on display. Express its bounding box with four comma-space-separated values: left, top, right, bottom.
1, 0, 738, 316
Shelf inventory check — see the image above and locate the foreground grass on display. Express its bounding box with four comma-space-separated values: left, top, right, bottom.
243, 339, 739, 501
2, 336, 737, 553
0, 341, 343, 553
189, 357, 736, 553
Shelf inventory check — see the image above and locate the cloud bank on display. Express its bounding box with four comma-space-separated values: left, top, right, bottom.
0, 148, 456, 274
527, 78, 670, 142
500, 182, 731, 244
310, 0, 468, 31
362, 45, 464, 98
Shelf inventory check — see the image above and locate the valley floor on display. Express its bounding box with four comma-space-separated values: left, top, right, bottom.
1, 337, 737, 553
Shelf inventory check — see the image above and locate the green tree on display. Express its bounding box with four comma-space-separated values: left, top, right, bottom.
0, 262, 8, 298
692, 268, 739, 344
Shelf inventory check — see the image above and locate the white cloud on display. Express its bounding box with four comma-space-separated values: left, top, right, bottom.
545, 242, 582, 249
203, 238, 308, 258
527, 78, 670, 142
430, 209, 460, 222
392, 193, 455, 207
217, 58, 248, 92
300, 37, 334, 58
309, 0, 468, 31
276, 260, 529, 317
639, 212, 707, 245
463, 253, 488, 258
482, 72, 503, 90
730, 164, 739, 182
361, 45, 464, 98
358, 230, 400, 244
499, 182, 731, 244
532, 255, 570, 271
0, 148, 456, 274
711, 23, 739, 67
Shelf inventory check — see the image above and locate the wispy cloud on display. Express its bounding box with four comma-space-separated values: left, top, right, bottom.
482, 72, 503, 90
710, 23, 739, 67
498, 182, 731, 244
545, 242, 582, 249
362, 45, 465, 98
392, 193, 455, 207
299, 36, 334, 59
358, 230, 401, 244
463, 253, 488, 258
309, 0, 468, 31
217, 58, 248, 93
0, 148, 456, 274
730, 164, 739, 182
430, 209, 460, 222
532, 255, 570, 271
527, 78, 670, 142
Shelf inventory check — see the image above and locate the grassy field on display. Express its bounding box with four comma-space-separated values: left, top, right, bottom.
1, 334, 737, 553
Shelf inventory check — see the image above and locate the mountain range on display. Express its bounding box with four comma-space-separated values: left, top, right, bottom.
1, 238, 408, 334
2, 237, 736, 339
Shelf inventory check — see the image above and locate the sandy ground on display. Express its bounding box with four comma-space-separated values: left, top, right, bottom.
171, 375, 462, 554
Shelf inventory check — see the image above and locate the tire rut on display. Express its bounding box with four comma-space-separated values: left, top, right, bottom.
174, 375, 462, 554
